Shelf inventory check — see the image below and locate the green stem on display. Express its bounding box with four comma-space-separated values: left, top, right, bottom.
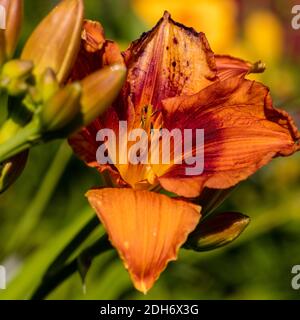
0, 90, 8, 125
0, 118, 22, 142
44, 215, 100, 277
4, 141, 72, 254
34, 168, 115, 274
0, 121, 41, 162
31, 234, 112, 300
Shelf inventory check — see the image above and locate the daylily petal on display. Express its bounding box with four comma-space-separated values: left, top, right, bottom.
123, 11, 217, 116
215, 54, 265, 81
81, 20, 105, 52
68, 20, 125, 176
158, 77, 300, 197
68, 122, 101, 168
86, 188, 201, 293
69, 20, 124, 81
70, 121, 123, 191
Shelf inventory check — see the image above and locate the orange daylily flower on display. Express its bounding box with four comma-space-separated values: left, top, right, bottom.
69, 13, 300, 293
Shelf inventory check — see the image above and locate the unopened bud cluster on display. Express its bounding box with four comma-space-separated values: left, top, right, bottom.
0, 0, 126, 192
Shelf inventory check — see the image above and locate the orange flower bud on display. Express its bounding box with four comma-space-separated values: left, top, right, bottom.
40, 64, 126, 134
40, 82, 82, 133
21, 0, 84, 84
81, 64, 126, 125
0, 0, 23, 61
0, 13, 6, 65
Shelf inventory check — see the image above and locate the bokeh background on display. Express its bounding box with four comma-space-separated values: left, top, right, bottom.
1, 0, 300, 300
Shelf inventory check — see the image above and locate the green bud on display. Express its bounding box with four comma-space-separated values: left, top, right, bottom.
0, 116, 28, 193
23, 68, 59, 108
2, 59, 33, 78
0, 59, 33, 95
40, 82, 82, 132
185, 212, 250, 252
5, 77, 27, 95
39, 68, 59, 102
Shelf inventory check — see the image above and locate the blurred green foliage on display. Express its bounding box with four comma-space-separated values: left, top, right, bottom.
1, 0, 300, 300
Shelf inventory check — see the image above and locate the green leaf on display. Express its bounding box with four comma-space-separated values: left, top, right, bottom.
0, 207, 96, 300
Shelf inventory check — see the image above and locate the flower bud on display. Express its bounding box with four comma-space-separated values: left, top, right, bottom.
1, 59, 33, 78
0, 30, 5, 66
0, 150, 28, 193
21, 0, 84, 84
40, 64, 126, 136
0, 59, 33, 95
0, 0, 23, 61
185, 212, 250, 252
4, 78, 27, 95
40, 82, 82, 132
81, 64, 126, 125
38, 68, 59, 102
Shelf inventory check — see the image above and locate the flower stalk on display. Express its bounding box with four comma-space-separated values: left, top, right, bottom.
31, 234, 111, 300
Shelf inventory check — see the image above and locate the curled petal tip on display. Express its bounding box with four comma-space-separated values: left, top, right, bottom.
215, 55, 266, 80
81, 20, 105, 52
250, 60, 266, 73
